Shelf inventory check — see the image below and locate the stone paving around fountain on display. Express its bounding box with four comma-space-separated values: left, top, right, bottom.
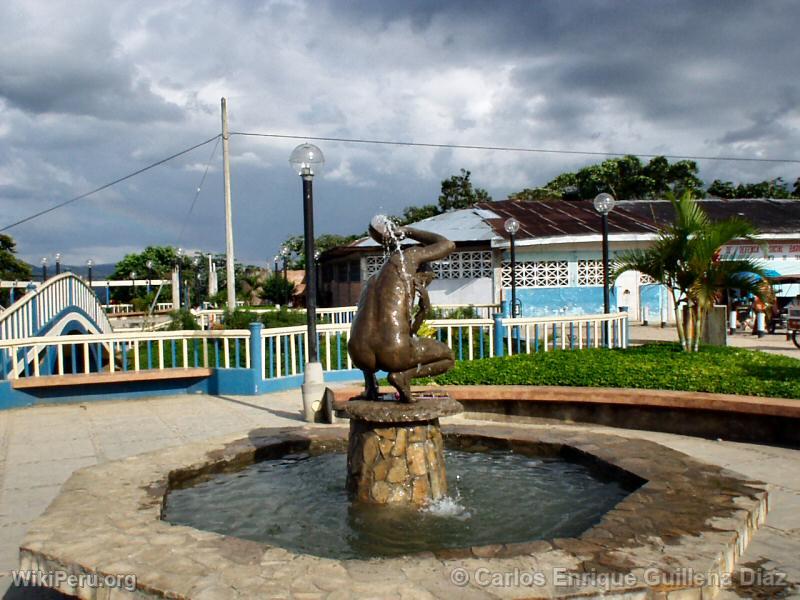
1, 388, 800, 598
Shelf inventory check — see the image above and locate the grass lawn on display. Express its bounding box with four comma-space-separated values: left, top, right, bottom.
431, 343, 800, 399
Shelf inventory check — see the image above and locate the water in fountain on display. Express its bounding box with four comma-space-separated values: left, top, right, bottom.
164, 448, 635, 560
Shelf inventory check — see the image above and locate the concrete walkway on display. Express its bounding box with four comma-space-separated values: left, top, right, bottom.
1, 389, 800, 598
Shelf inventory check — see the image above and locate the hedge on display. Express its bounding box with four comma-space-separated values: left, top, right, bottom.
432, 343, 800, 399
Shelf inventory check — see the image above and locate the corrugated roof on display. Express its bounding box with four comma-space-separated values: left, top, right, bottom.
478, 198, 800, 240
321, 198, 800, 259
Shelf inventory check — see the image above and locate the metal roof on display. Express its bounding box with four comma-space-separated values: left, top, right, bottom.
478, 198, 800, 241
321, 198, 800, 259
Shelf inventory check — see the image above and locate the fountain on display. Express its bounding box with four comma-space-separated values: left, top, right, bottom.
16, 215, 771, 597
346, 216, 463, 504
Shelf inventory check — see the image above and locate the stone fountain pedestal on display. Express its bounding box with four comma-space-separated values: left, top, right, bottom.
344, 392, 463, 505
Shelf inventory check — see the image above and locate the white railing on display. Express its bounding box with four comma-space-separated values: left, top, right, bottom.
0, 329, 250, 380
0, 273, 113, 342
0, 311, 627, 385
431, 303, 501, 319
103, 303, 134, 314
498, 313, 628, 354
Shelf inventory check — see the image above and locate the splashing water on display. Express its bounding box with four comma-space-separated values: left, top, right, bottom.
421, 495, 471, 520
371, 214, 414, 319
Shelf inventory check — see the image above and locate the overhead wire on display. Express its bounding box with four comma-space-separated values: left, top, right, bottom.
0, 135, 222, 232
175, 136, 221, 247
230, 131, 800, 164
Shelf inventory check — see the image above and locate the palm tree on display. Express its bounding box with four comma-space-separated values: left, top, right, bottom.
613, 191, 768, 352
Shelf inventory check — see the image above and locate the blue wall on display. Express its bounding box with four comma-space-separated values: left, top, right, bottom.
505, 286, 618, 317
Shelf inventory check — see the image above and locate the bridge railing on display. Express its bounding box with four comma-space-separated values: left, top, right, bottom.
0, 329, 251, 380
0, 273, 113, 341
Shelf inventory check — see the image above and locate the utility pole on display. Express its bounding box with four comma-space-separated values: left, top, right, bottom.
221, 98, 236, 311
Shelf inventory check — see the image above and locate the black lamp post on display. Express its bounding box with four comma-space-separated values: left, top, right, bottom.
593, 193, 616, 315
273, 254, 280, 276
86, 259, 93, 287
41, 257, 48, 282
54, 253, 62, 275
289, 143, 324, 363
504, 218, 520, 317
593, 193, 616, 347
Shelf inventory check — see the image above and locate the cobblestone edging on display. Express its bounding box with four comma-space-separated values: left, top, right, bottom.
19, 424, 768, 599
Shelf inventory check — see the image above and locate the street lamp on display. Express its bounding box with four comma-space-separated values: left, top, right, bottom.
41, 257, 48, 282
273, 254, 280, 276
146, 259, 154, 294
86, 259, 94, 287
504, 218, 520, 318
289, 142, 324, 361
593, 193, 616, 315
54, 253, 62, 275
176, 248, 184, 309
290, 142, 324, 422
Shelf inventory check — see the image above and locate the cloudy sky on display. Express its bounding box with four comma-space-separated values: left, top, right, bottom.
1, 0, 798, 267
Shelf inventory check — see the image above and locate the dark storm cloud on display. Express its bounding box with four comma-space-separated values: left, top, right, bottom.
0, 0, 797, 266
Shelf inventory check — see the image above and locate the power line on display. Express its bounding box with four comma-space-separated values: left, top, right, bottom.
230, 131, 800, 165
0, 135, 222, 232
176, 136, 221, 246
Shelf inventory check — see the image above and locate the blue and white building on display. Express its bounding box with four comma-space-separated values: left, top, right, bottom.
319, 198, 800, 321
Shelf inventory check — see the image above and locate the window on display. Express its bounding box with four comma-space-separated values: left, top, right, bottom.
363, 251, 492, 280
349, 261, 360, 282
577, 260, 604, 286
500, 260, 569, 287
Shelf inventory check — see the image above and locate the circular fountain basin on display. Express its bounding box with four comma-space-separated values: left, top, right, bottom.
19, 424, 769, 599
164, 446, 637, 560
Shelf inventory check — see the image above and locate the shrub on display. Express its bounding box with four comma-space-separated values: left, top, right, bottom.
167, 309, 200, 331
261, 308, 307, 329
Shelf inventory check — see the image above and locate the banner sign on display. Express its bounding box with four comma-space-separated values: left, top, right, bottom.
719, 242, 800, 260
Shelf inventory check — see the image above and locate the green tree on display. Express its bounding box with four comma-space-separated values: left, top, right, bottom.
397, 204, 440, 225
438, 169, 491, 212
260, 273, 296, 305
794, 177, 800, 197
707, 180, 737, 198
0, 234, 32, 306
508, 188, 561, 201
535, 155, 704, 200
613, 191, 766, 352
279, 234, 360, 269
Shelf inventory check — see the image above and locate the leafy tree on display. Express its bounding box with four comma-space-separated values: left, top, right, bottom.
438, 169, 491, 211
260, 273, 296, 305
0, 234, 32, 305
613, 191, 766, 352
508, 188, 561, 201
397, 204, 440, 226
279, 234, 360, 269
531, 155, 705, 200
794, 177, 800, 197
707, 180, 737, 198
